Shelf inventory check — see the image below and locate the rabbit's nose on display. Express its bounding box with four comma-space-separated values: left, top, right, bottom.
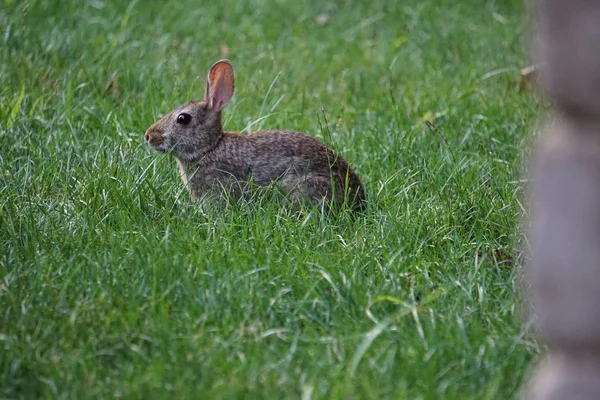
144, 127, 157, 142
145, 127, 164, 146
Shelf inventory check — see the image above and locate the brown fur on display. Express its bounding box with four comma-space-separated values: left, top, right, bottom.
144, 60, 365, 209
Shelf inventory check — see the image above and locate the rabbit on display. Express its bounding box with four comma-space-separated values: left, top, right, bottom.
144, 59, 365, 210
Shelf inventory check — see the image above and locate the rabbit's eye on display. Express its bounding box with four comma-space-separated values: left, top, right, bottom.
177, 113, 192, 125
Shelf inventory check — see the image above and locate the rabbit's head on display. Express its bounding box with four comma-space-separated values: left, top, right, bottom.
145, 60, 235, 162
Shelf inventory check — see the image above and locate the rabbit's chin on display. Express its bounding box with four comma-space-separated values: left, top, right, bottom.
151, 144, 172, 154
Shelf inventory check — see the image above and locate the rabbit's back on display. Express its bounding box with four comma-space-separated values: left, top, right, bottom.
247, 131, 354, 179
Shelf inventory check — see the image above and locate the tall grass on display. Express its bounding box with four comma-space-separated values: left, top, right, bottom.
1, 0, 538, 398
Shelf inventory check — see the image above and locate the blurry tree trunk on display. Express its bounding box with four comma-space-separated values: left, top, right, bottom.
528, 0, 600, 398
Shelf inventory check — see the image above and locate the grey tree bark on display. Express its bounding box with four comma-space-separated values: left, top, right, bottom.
528, 0, 600, 398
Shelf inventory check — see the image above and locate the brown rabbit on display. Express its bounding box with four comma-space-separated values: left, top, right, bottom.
144, 59, 365, 209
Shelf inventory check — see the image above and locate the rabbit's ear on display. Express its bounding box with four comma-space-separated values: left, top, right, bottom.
205, 59, 235, 113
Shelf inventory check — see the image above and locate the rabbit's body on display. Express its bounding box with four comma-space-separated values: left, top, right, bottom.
176, 129, 365, 205
145, 60, 365, 209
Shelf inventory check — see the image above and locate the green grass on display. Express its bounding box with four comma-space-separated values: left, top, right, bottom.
1, 0, 540, 398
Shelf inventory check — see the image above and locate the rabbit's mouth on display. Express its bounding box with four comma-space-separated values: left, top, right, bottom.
151, 141, 171, 153
148, 136, 176, 155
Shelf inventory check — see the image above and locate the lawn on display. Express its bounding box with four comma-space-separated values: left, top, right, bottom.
1, 0, 539, 398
